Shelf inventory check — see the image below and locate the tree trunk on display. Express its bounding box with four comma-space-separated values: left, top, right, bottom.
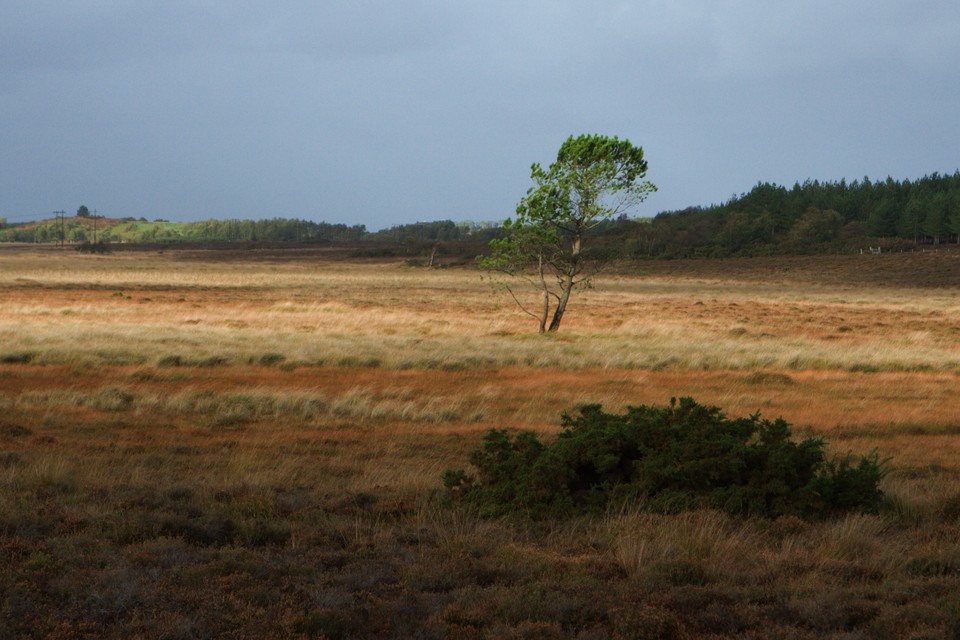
547, 231, 581, 332
539, 288, 549, 333
548, 275, 573, 332
537, 252, 549, 333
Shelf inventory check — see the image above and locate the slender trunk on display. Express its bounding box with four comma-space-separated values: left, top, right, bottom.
547, 231, 581, 333
547, 277, 572, 332
538, 252, 548, 333
539, 289, 549, 333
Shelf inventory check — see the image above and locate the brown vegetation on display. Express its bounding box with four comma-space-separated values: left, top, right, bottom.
1, 245, 960, 638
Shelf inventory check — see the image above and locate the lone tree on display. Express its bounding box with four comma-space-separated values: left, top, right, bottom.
77, 205, 90, 218
480, 134, 655, 332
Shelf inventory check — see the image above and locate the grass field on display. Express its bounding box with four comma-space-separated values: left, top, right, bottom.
2, 244, 960, 638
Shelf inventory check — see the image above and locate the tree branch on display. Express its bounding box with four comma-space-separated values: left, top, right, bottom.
503, 284, 544, 322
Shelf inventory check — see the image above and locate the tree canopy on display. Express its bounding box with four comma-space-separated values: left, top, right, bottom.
480, 134, 655, 332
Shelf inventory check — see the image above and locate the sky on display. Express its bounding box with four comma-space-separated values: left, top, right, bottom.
2, 1, 959, 230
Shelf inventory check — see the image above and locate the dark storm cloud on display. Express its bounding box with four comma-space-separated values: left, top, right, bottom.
2, 1, 959, 228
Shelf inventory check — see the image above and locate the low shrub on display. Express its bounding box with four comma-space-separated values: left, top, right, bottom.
0, 351, 36, 364
0, 424, 33, 438
0, 451, 22, 468
75, 240, 112, 254
157, 354, 184, 367
444, 397, 886, 520
257, 353, 286, 366
612, 606, 681, 640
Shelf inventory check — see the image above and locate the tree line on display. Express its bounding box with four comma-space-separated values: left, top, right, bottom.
0, 214, 503, 247
0, 217, 368, 244
631, 172, 960, 258
3, 172, 960, 256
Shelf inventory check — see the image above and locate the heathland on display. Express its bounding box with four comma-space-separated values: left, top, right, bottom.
2, 244, 960, 638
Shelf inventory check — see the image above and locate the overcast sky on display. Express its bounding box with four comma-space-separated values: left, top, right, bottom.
3, 1, 959, 229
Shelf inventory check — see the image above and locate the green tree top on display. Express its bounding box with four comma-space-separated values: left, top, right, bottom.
481, 134, 655, 332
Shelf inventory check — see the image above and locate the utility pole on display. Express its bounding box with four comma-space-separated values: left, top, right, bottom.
93, 209, 98, 244
54, 211, 65, 247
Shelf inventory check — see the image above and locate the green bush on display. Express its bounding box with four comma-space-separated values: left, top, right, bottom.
444, 397, 885, 519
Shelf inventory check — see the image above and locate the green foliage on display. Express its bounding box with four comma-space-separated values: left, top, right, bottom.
787, 207, 843, 250
444, 398, 886, 520
480, 134, 656, 332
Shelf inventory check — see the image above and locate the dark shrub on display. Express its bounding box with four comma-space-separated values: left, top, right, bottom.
0, 351, 35, 364
296, 610, 349, 639
444, 397, 885, 520
258, 353, 286, 366
76, 240, 112, 254
160, 513, 236, 547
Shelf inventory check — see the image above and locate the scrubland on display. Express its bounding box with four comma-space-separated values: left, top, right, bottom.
2, 245, 960, 638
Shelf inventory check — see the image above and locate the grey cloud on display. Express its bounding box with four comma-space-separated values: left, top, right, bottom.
2, 1, 959, 227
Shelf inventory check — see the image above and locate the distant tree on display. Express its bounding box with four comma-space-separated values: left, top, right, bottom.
480, 134, 655, 332
77, 205, 90, 218
948, 191, 960, 244
867, 197, 898, 237
787, 207, 842, 249
898, 192, 926, 243
923, 192, 948, 244
720, 211, 757, 253
719, 210, 773, 253
838, 220, 868, 242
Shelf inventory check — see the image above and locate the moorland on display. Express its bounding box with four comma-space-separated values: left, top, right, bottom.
2, 244, 960, 638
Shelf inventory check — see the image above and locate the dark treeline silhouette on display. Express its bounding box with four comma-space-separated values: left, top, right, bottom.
177, 218, 369, 243
629, 171, 960, 258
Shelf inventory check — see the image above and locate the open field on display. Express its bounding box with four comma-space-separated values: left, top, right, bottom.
2, 245, 960, 638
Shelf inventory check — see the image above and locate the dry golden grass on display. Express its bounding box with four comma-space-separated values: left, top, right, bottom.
3, 246, 960, 376
2, 245, 960, 637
